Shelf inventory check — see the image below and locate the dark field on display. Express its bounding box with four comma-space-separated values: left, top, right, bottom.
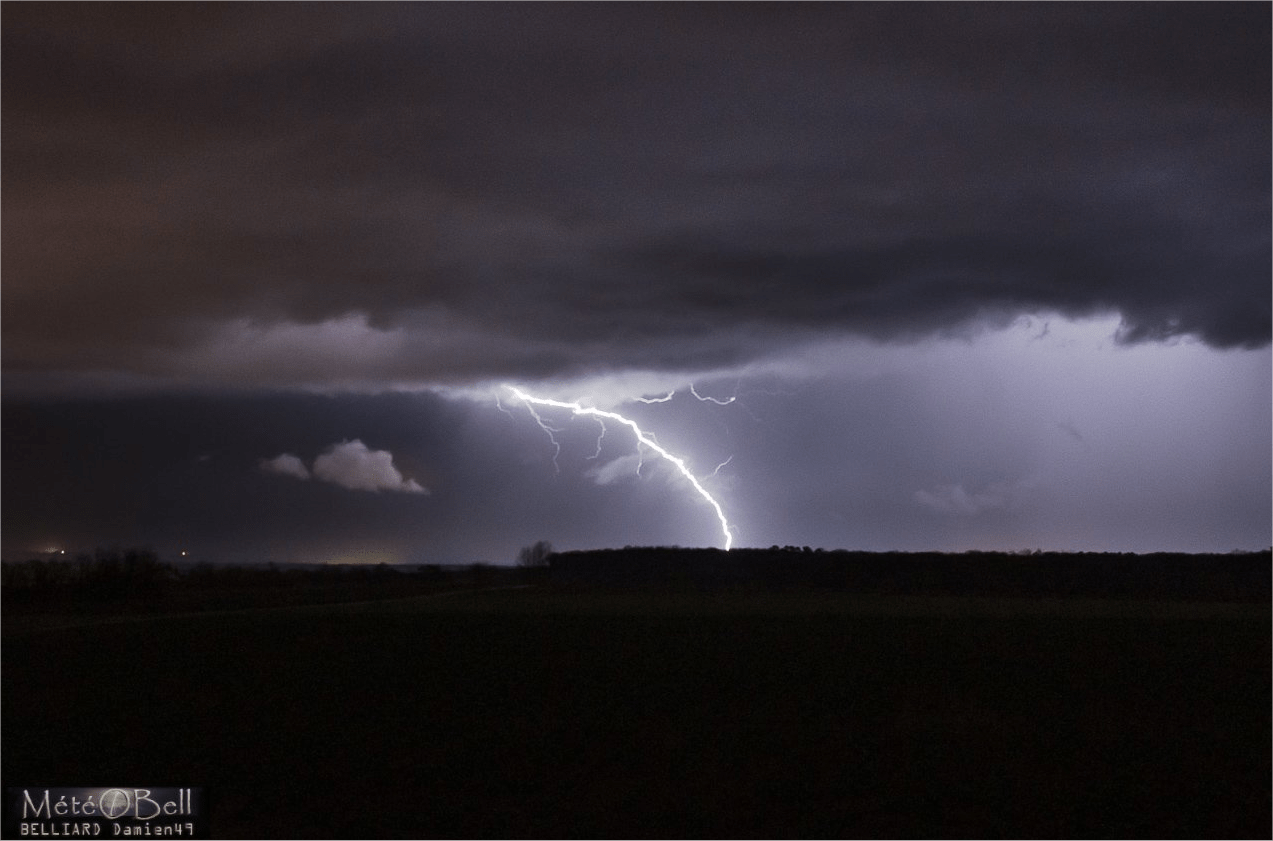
4, 584, 1269, 839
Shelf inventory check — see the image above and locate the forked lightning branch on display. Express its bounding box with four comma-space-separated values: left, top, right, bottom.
505, 386, 735, 551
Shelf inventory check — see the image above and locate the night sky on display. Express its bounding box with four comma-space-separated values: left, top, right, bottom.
3, 3, 1269, 565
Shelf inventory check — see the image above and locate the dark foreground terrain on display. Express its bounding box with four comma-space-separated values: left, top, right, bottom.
3, 551, 1269, 838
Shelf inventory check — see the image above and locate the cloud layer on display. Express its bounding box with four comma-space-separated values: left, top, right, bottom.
2, 4, 1267, 395
1, 7, 1266, 562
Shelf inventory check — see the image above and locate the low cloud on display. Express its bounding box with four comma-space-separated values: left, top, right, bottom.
914, 482, 1013, 517
262, 441, 426, 493
312, 440, 427, 494
260, 453, 310, 481
584, 454, 644, 486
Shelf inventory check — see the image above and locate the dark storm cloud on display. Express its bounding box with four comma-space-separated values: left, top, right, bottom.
2, 3, 1268, 393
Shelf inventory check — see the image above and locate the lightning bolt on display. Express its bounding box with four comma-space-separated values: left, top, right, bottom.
514, 392, 568, 473
634, 391, 676, 404
709, 454, 734, 478
506, 386, 734, 551
689, 383, 738, 405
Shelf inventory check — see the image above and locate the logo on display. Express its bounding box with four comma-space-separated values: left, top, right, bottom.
97, 791, 132, 821
5, 788, 205, 838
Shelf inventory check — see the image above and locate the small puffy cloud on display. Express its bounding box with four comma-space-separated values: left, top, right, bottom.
914, 482, 1012, 517
584, 454, 644, 486
260, 453, 310, 481
312, 440, 427, 494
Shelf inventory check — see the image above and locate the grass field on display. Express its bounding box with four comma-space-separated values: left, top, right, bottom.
3, 587, 1269, 838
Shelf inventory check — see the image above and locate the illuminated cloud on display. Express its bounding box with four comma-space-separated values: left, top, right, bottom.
312, 440, 427, 494
913, 482, 1016, 518
585, 454, 644, 487
260, 442, 426, 494
260, 453, 310, 481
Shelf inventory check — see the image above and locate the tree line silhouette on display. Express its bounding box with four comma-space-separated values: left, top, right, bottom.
4, 544, 1268, 611
0, 548, 514, 612
548, 546, 1271, 601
